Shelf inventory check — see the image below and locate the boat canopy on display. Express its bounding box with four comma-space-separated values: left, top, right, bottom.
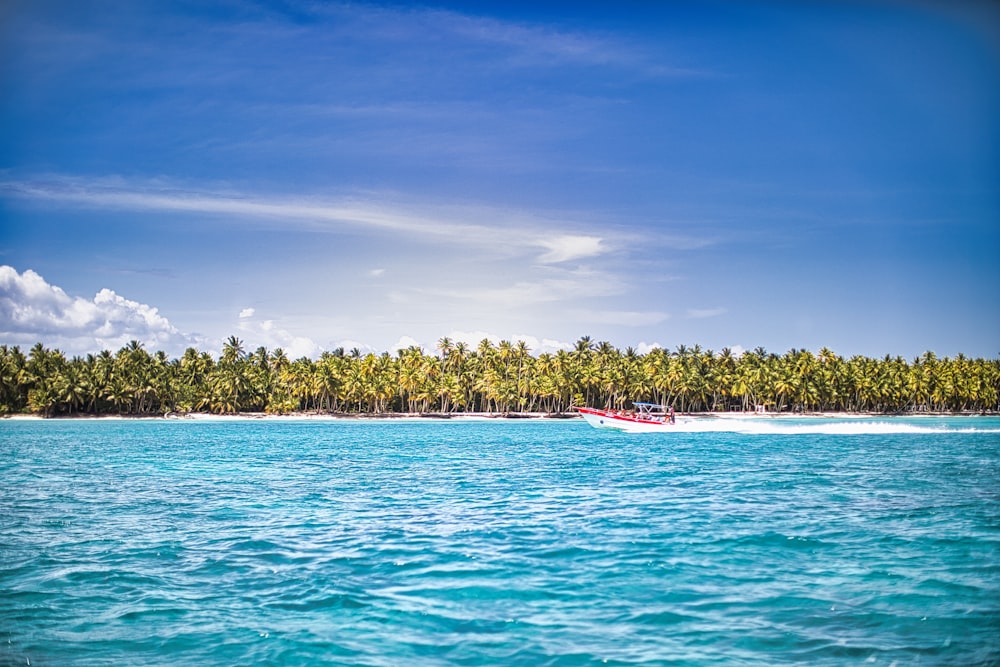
632, 402, 671, 414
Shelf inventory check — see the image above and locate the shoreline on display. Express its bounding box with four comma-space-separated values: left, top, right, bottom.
4, 410, 996, 422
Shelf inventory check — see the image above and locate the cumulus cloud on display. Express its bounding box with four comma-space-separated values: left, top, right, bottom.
443, 330, 572, 355
446, 330, 501, 349
390, 335, 424, 353
508, 334, 573, 355
235, 314, 321, 359
334, 339, 378, 356
0, 265, 198, 355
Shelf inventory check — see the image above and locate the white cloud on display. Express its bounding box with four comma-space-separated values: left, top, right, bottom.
0, 266, 327, 359
686, 307, 727, 319
579, 310, 669, 327
0, 177, 611, 265
446, 330, 501, 349
536, 235, 604, 263
334, 339, 378, 356
450, 281, 564, 306
636, 341, 663, 355
304, 3, 658, 73
509, 334, 573, 355
442, 330, 572, 355
236, 314, 321, 359
0, 265, 200, 355
385, 5, 700, 76
282, 336, 320, 360
401, 266, 622, 309
368, 268, 385, 278
390, 335, 423, 353
432, 9, 628, 67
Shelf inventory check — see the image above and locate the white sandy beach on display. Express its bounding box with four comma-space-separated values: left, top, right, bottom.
4, 410, 989, 422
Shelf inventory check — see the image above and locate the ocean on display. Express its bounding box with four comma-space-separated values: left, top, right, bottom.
2, 417, 998, 666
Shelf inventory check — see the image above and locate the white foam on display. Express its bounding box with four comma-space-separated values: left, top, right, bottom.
670, 418, 1000, 435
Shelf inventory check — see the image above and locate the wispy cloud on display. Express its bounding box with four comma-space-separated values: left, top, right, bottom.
426, 9, 639, 69
310, 3, 671, 74
394, 266, 622, 309
537, 235, 604, 263
0, 176, 608, 265
577, 310, 670, 327
686, 307, 727, 319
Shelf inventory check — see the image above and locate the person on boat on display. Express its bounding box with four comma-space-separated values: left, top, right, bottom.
669, 406, 676, 424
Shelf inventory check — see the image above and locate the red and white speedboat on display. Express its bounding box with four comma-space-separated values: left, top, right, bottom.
576, 402, 676, 432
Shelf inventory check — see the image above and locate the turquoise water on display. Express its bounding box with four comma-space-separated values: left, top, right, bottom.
2, 417, 998, 666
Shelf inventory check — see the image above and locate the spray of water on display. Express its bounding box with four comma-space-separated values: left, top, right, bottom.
671, 417, 1000, 435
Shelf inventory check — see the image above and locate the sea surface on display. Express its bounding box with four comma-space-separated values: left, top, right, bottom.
2, 416, 998, 666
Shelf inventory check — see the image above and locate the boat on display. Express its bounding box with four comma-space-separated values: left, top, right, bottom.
576, 402, 676, 432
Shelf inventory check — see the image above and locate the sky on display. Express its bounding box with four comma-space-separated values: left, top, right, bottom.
1, 0, 998, 360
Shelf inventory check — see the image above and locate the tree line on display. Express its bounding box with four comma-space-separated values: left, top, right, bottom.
2, 336, 997, 417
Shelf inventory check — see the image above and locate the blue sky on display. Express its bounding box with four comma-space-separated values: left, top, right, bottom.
1, 0, 998, 359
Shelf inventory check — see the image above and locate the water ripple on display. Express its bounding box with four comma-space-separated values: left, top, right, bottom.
1, 418, 998, 665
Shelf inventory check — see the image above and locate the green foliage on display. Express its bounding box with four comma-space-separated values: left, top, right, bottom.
1, 338, 997, 417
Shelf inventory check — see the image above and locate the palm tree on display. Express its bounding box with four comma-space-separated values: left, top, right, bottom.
0, 345, 28, 413
436, 336, 454, 360
5, 334, 999, 416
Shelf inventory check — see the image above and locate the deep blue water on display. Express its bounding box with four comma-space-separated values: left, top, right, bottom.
2, 417, 998, 666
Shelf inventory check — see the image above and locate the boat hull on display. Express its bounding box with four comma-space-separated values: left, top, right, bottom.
577, 407, 674, 433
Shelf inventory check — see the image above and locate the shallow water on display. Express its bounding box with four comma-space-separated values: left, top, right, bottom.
2, 417, 998, 665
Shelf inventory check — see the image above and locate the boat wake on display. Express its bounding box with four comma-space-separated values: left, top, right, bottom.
669, 418, 1000, 435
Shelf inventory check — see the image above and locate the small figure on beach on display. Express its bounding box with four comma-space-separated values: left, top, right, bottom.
669, 406, 676, 424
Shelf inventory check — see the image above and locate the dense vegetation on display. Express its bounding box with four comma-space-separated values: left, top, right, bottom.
2, 336, 998, 417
